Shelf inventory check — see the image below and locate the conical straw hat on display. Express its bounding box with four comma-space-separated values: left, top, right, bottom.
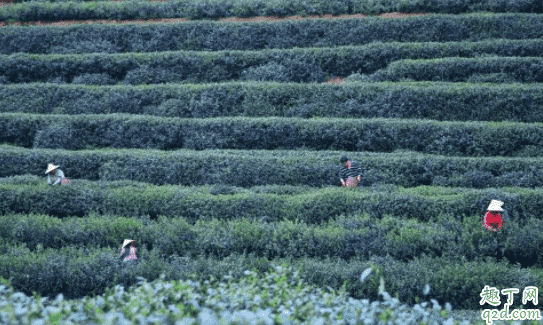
487, 200, 504, 211
45, 164, 59, 174
122, 239, 135, 248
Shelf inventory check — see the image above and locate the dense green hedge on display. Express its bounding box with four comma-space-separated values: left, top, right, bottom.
1, 207, 542, 276
0, 237, 539, 312
1, 0, 541, 23
2, 81, 543, 123
1, 113, 542, 157
1, 39, 543, 85
2, 13, 543, 55
2, 145, 543, 188
371, 56, 543, 83
1, 177, 542, 226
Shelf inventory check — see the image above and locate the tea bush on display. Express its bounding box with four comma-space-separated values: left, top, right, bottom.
240, 62, 291, 82
72, 73, 116, 86
466, 73, 517, 83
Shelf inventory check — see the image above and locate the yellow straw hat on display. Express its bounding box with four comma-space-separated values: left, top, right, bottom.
121, 239, 135, 249
45, 164, 59, 174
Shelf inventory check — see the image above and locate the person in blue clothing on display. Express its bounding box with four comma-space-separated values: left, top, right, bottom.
46, 164, 71, 185
339, 155, 363, 188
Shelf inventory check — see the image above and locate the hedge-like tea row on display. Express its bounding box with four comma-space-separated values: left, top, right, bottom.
1, 0, 541, 23
1, 113, 542, 157
3, 80, 543, 124
2, 39, 543, 85
371, 56, 543, 83
2, 13, 543, 55
2, 145, 543, 188
1, 177, 542, 225
0, 237, 539, 312
1, 208, 541, 279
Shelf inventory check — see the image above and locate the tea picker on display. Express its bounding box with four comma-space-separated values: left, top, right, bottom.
120, 239, 138, 263
45, 164, 71, 185
339, 155, 362, 188
483, 199, 505, 232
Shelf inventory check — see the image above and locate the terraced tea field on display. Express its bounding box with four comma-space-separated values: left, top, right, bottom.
1, 0, 543, 324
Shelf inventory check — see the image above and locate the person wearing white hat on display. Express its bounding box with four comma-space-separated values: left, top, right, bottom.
120, 239, 138, 262
483, 200, 504, 232
45, 164, 71, 186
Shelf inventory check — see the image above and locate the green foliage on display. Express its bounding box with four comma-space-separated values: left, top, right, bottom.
375, 56, 543, 83
467, 73, 518, 83
0, 12, 540, 55
240, 62, 291, 82
1, 0, 542, 29
346, 73, 377, 82
0, 204, 539, 302
0, 276, 13, 291
123, 65, 156, 85
4, 111, 543, 158
49, 77, 68, 84
3, 38, 543, 87
1, 4, 542, 324
148, 98, 192, 118
207, 184, 234, 196
2, 76, 543, 123
72, 73, 116, 86
251, 184, 310, 195
0, 174, 41, 185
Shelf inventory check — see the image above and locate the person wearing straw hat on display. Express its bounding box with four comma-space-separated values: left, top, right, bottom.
45, 164, 71, 186
120, 239, 138, 263
483, 200, 504, 232
339, 155, 363, 188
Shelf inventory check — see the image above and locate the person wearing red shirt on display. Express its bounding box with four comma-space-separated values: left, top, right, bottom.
483, 200, 504, 232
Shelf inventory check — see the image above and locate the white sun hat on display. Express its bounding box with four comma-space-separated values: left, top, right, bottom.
45, 164, 59, 174
487, 200, 504, 211
121, 239, 135, 249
